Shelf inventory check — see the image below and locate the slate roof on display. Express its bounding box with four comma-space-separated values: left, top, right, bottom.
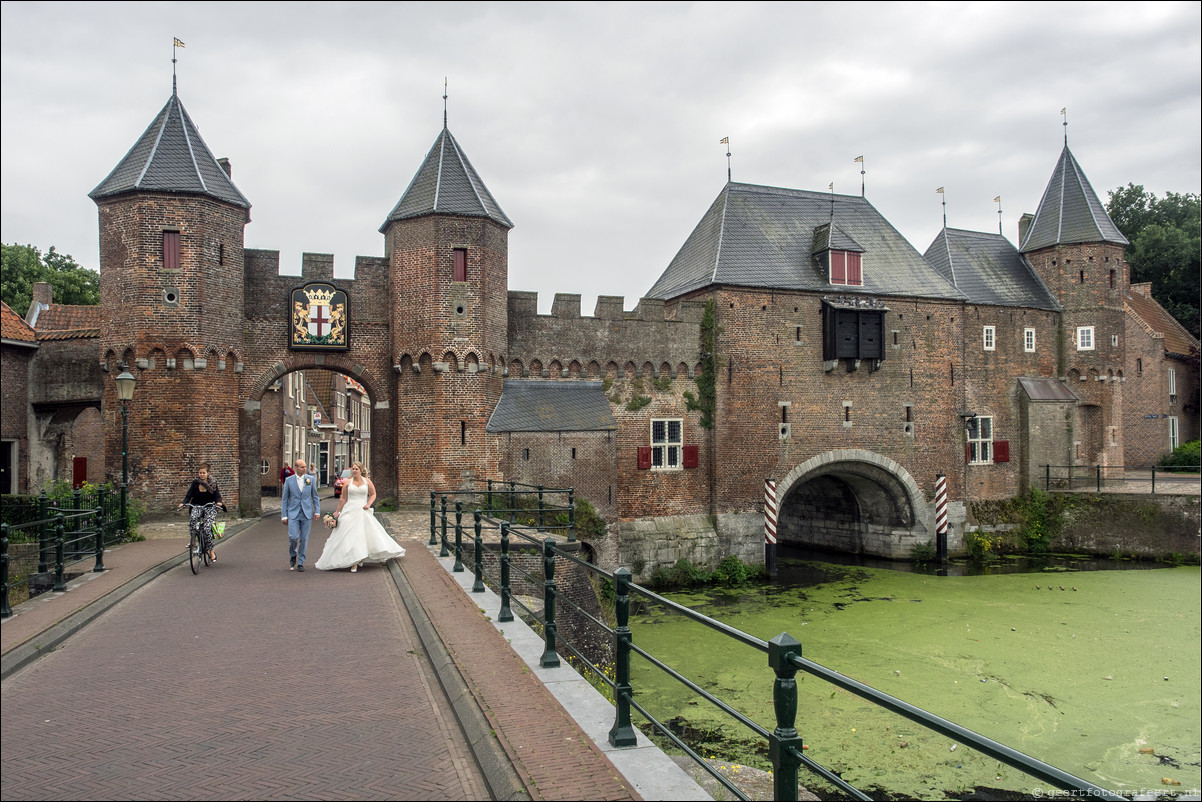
486, 381, 616, 433
1, 301, 38, 346
380, 126, 513, 232
1019, 146, 1127, 253
924, 228, 1059, 310
1019, 377, 1078, 402
90, 92, 250, 209
1126, 288, 1199, 357
646, 183, 965, 302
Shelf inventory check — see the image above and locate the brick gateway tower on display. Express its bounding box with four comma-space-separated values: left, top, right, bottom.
92, 87, 510, 514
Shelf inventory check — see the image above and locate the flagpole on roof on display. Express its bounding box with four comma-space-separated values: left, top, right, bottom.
443, 78, 449, 128
855, 155, 865, 197
1061, 107, 1068, 145
720, 137, 731, 182
936, 186, 946, 229
994, 195, 1003, 236
172, 37, 185, 96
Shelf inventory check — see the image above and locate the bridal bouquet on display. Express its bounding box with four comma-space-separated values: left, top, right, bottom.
322, 513, 338, 529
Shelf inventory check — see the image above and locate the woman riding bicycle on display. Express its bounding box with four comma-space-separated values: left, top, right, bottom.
177, 464, 227, 562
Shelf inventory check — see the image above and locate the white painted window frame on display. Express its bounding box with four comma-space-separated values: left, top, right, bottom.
1024, 328, 1036, 353
967, 415, 993, 464
983, 326, 996, 351
650, 418, 683, 471
1076, 326, 1095, 351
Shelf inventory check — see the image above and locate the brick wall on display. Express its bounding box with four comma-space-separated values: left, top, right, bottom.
1, 344, 34, 493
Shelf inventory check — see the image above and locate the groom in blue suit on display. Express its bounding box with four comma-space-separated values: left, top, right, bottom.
281, 458, 321, 572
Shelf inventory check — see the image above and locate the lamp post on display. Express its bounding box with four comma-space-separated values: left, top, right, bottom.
115, 370, 137, 538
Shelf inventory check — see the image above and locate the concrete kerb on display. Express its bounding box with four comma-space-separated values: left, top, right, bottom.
0, 516, 258, 681
387, 559, 530, 802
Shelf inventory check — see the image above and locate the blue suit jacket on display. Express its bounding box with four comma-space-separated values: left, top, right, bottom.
281, 473, 321, 520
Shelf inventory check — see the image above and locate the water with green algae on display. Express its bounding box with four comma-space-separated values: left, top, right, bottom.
629, 561, 1201, 800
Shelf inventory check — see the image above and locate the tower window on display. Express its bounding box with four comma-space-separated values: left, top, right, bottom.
1076, 326, 1095, 351
453, 248, 467, 282
163, 230, 180, 271
982, 326, 995, 351
1024, 328, 1036, 352
829, 251, 863, 286
218, 242, 225, 266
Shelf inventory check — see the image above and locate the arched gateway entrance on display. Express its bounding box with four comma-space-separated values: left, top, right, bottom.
775, 449, 932, 559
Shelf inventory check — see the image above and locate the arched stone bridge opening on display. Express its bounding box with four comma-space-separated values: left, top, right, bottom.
776, 449, 931, 559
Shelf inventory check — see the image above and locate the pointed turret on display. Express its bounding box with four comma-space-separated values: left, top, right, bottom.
1019, 145, 1126, 253
380, 127, 512, 232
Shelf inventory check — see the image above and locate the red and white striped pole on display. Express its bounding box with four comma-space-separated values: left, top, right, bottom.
934, 473, 948, 565
764, 478, 778, 577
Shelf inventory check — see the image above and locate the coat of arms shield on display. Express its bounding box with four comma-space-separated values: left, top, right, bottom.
289, 282, 349, 350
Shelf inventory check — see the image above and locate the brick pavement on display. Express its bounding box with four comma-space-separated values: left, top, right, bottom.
0, 510, 673, 801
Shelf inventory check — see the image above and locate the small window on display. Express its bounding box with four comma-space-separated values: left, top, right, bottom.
523, 448, 530, 461
1076, 326, 1095, 351
1111, 334, 1118, 347
218, 242, 225, 266
163, 230, 180, 271
453, 248, 467, 282
1169, 368, 1177, 398
1169, 416, 1179, 450
967, 416, 993, 464
1024, 328, 1036, 353
1109, 269, 1115, 289
982, 326, 995, 351
650, 418, 683, 470
829, 251, 863, 286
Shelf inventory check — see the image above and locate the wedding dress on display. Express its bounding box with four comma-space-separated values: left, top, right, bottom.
314, 481, 405, 570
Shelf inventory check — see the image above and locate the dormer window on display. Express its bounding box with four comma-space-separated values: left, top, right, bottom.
830, 251, 863, 286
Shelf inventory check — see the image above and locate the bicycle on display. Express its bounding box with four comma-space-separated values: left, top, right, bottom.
180, 502, 225, 574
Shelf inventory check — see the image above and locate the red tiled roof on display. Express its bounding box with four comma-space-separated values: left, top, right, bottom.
35, 304, 102, 335
1, 301, 38, 343
1126, 291, 1199, 357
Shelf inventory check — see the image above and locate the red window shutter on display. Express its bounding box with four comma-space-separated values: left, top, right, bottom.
163, 231, 180, 271
993, 440, 1010, 463
453, 248, 467, 282
683, 444, 699, 468
637, 447, 652, 470
965, 443, 971, 463
847, 252, 862, 286
830, 251, 846, 284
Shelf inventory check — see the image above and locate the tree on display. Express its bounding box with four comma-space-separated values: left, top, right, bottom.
0, 244, 99, 317
1105, 185, 1201, 337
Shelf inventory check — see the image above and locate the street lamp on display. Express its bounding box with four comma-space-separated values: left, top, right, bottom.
115, 369, 136, 538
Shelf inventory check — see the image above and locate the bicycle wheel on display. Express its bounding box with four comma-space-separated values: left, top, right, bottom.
189, 529, 201, 574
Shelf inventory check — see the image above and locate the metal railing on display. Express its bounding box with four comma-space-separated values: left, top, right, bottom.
430, 494, 1126, 801
0, 487, 126, 617
1043, 464, 1201, 494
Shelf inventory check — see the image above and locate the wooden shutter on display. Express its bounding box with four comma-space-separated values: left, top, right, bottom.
847, 252, 862, 285
637, 447, 652, 470
965, 443, 971, 463
683, 444, 699, 469
163, 231, 180, 271
830, 251, 846, 284
993, 440, 1010, 463
453, 248, 467, 282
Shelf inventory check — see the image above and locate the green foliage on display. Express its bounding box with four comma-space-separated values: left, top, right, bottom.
1106, 185, 1201, 337
653, 376, 673, 392
1, 243, 99, 316
964, 530, 1001, 566
602, 378, 613, 393
911, 540, 935, 565
687, 299, 721, 429
625, 395, 652, 412
648, 556, 763, 590
713, 555, 751, 586
1159, 439, 1200, 473
552, 496, 608, 539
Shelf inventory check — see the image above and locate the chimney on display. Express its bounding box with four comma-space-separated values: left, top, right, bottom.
1017, 213, 1033, 246
217, 157, 232, 178
25, 281, 53, 325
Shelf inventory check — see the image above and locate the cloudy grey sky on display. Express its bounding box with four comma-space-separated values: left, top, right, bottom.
3, 1, 1199, 313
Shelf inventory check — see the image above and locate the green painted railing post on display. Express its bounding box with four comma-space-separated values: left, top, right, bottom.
1096, 465, 1101, 493
1152, 466, 1157, 494
1, 523, 11, 618
37, 490, 49, 574
509, 481, 516, 524
486, 479, 493, 513
538, 485, 545, 530
472, 510, 485, 592
439, 495, 449, 557
453, 501, 464, 572
768, 632, 804, 802
92, 507, 106, 572
53, 514, 67, 592
540, 538, 560, 668
429, 492, 437, 545
608, 567, 637, 747
567, 487, 576, 542
498, 521, 513, 622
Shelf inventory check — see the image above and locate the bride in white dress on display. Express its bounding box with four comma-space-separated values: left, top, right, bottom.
314, 463, 405, 572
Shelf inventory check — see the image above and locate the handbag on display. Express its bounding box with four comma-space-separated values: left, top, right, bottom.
212, 521, 226, 538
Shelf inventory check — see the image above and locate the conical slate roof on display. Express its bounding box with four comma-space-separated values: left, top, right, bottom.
89, 92, 250, 209
646, 182, 964, 302
1018, 145, 1126, 253
380, 126, 513, 232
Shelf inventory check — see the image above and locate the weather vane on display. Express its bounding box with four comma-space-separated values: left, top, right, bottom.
936, 186, 947, 229
720, 137, 731, 182
855, 155, 865, 197
172, 37, 185, 95
1061, 107, 1068, 145
443, 77, 449, 128
994, 195, 1003, 235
